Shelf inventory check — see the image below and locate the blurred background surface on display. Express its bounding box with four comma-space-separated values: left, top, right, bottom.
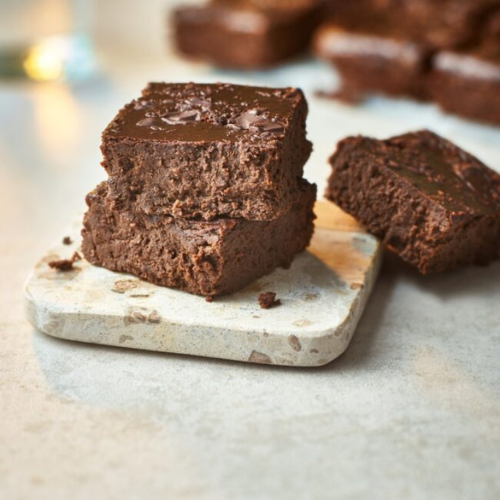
1, 2, 500, 500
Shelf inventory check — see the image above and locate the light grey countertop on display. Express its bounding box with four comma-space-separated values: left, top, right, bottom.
2, 49, 500, 500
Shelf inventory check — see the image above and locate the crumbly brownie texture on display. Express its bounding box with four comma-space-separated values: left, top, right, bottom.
313, 13, 433, 101
173, 0, 321, 69
82, 181, 316, 297
326, 130, 500, 274
258, 291, 281, 309
102, 82, 312, 221
430, 37, 500, 125
48, 252, 81, 272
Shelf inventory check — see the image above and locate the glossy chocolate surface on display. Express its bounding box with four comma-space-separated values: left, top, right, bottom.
104, 82, 304, 143
360, 130, 500, 215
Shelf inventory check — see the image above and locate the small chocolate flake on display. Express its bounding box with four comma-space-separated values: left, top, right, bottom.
137, 117, 164, 128
133, 100, 149, 110
48, 259, 74, 272
235, 111, 265, 129
284, 88, 300, 98
187, 97, 211, 110
257, 121, 284, 133
205, 296, 214, 303
258, 292, 281, 309
72, 251, 82, 262
162, 110, 200, 124
62, 236, 72, 245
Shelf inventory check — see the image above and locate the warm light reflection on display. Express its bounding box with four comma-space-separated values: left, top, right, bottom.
32, 84, 81, 168
23, 37, 68, 82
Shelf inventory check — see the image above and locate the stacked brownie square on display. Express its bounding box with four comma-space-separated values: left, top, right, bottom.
82, 83, 316, 297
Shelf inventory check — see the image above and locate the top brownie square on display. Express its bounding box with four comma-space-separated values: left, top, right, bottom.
101, 82, 312, 221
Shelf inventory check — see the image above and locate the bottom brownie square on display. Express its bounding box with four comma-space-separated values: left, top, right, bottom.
82, 181, 316, 297
325, 130, 500, 274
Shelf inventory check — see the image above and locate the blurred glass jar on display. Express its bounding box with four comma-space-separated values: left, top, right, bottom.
0, 0, 95, 82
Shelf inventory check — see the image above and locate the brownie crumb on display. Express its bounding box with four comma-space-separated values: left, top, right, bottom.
205, 296, 214, 303
258, 292, 281, 309
62, 236, 72, 245
48, 259, 75, 272
48, 250, 82, 272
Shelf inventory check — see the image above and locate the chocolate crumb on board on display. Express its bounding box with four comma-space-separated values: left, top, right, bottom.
205, 296, 214, 303
48, 259, 75, 272
48, 250, 82, 272
62, 236, 72, 245
258, 292, 282, 309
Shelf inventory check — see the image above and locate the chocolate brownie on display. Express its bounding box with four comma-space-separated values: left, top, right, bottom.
102, 82, 312, 221
325, 130, 500, 274
398, 0, 500, 49
82, 181, 316, 297
430, 36, 500, 125
313, 12, 433, 101
172, 0, 321, 69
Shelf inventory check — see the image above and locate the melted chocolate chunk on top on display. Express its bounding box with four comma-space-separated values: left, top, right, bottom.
104, 83, 303, 143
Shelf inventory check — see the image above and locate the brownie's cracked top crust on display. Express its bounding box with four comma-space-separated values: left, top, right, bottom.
102, 82, 312, 221
82, 181, 316, 297
326, 130, 500, 274
173, 0, 321, 69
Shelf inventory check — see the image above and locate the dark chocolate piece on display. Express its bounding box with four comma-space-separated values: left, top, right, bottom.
258, 292, 281, 309
430, 38, 500, 125
62, 236, 72, 245
102, 82, 312, 221
172, 0, 321, 69
325, 130, 500, 274
313, 14, 432, 101
82, 182, 316, 297
48, 259, 75, 272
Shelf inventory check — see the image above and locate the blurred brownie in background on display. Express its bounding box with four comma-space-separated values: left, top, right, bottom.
430, 27, 500, 125
398, 0, 500, 49
313, 10, 433, 102
173, 0, 322, 69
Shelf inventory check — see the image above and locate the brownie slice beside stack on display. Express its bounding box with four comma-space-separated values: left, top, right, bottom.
82, 82, 316, 297
325, 130, 500, 274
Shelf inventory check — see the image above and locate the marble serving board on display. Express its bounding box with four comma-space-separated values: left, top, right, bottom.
24, 202, 382, 367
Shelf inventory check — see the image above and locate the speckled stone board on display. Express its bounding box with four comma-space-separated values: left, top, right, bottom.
24, 202, 382, 367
